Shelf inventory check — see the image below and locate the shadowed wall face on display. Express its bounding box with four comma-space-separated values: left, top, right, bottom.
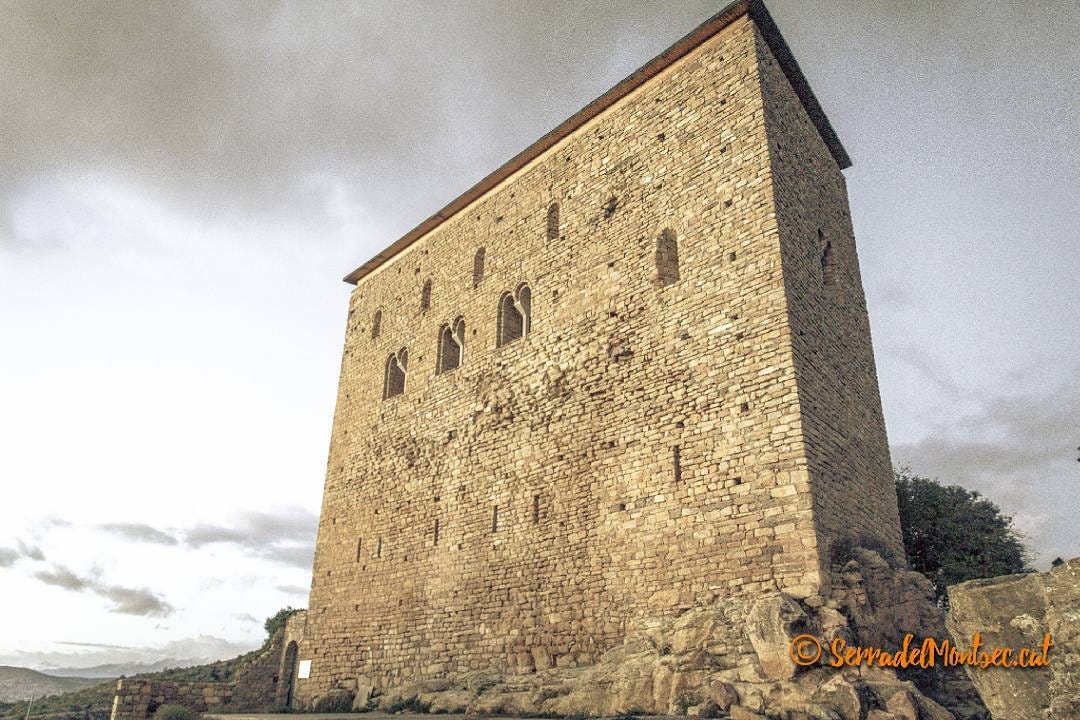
755, 26, 904, 565
298, 10, 899, 697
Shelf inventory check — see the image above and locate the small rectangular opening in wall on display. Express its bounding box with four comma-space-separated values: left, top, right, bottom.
433, 518, 440, 546
376, 537, 382, 558
532, 495, 540, 523
673, 445, 682, 483
355, 537, 362, 563
492, 505, 499, 533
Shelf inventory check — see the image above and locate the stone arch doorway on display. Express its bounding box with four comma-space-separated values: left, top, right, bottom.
279, 640, 299, 709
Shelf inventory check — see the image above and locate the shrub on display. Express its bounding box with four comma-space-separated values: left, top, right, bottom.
263, 607, 300, 645
153, 705, 195, 720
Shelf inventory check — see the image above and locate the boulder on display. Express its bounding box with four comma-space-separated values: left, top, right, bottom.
812, 675, 867, 720
729, 705, 767, 720
747, 594, 811, 679
351, 678, 374, 711
947, 558, 1078, 720
310, 687, 354, 713
867, 712, 902, 720
707, 679, 738, 710
882, 688, 921, 720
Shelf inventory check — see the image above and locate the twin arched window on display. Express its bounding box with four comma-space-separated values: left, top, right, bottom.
383, 349, 408, 399
436, 317, 465, 374
497, 283, 532, 347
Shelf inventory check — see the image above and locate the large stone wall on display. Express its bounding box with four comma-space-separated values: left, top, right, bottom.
297, 1, 901, 705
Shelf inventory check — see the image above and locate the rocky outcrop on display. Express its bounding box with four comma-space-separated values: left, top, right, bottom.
947, 558, 1078, 720
304, 548, 987, 720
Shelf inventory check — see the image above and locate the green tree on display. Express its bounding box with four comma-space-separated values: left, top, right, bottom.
263, 606, 300, 645
895, 466, 1029, 600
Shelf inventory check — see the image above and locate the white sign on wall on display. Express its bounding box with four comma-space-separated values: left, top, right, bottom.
297, 659, 312, 679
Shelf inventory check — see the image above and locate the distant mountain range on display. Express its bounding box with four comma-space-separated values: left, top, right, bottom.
0, 657, 217, 703
39, 658, 201, 679
0, 666, 107, 703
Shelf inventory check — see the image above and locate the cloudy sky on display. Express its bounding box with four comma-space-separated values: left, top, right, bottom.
1, 0, 1077, 668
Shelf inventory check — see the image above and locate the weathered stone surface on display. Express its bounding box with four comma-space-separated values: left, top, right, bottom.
867, 711, 903, 720
340, 555, 983, 720
947, 558, 1079, 720
310, 687, 354, 713
730, 705, 767, 720
707, 679, 739, 710
351, 678, 374, 711
109, 679, 233, 720
812, 675, 866, 720
747, 594, 811, 679
828, 549, 983, 718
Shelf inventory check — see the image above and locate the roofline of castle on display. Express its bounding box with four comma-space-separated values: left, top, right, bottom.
343, 0, 851, 285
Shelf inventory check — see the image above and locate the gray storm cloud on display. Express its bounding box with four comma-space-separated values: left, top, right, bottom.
33, 565, 174, 617
182, 507, 317, 570
100, 523, 180, 546
0, 0, 734, 253
92, 507, 321, 571
892, 368, 1080, 565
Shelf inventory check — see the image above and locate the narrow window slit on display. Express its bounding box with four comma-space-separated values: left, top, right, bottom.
473, 247, 486, 287
819, 229, 836, 286
371, 310, 382, 339
656, 228, 680, 285
547, 203, 560, 240
420, 279, 432, 312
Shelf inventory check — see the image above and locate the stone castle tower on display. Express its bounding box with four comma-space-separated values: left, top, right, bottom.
295, 0, 903, 703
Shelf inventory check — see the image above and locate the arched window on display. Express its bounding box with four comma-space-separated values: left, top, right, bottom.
420, 279, 432, 312
473, 248, 486, 288
656, 228, 680, 286
819, 229, 836, 286
497, 283, 531, 347
383, 349, 408, 399
371, 310, 382, 339
436, 317, 465, 374
547, 203, 560, 240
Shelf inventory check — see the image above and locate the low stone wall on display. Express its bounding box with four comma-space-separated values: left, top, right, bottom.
109, 610, 309, 720
948, 558, 1078, 720
109, 679, 232, 720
